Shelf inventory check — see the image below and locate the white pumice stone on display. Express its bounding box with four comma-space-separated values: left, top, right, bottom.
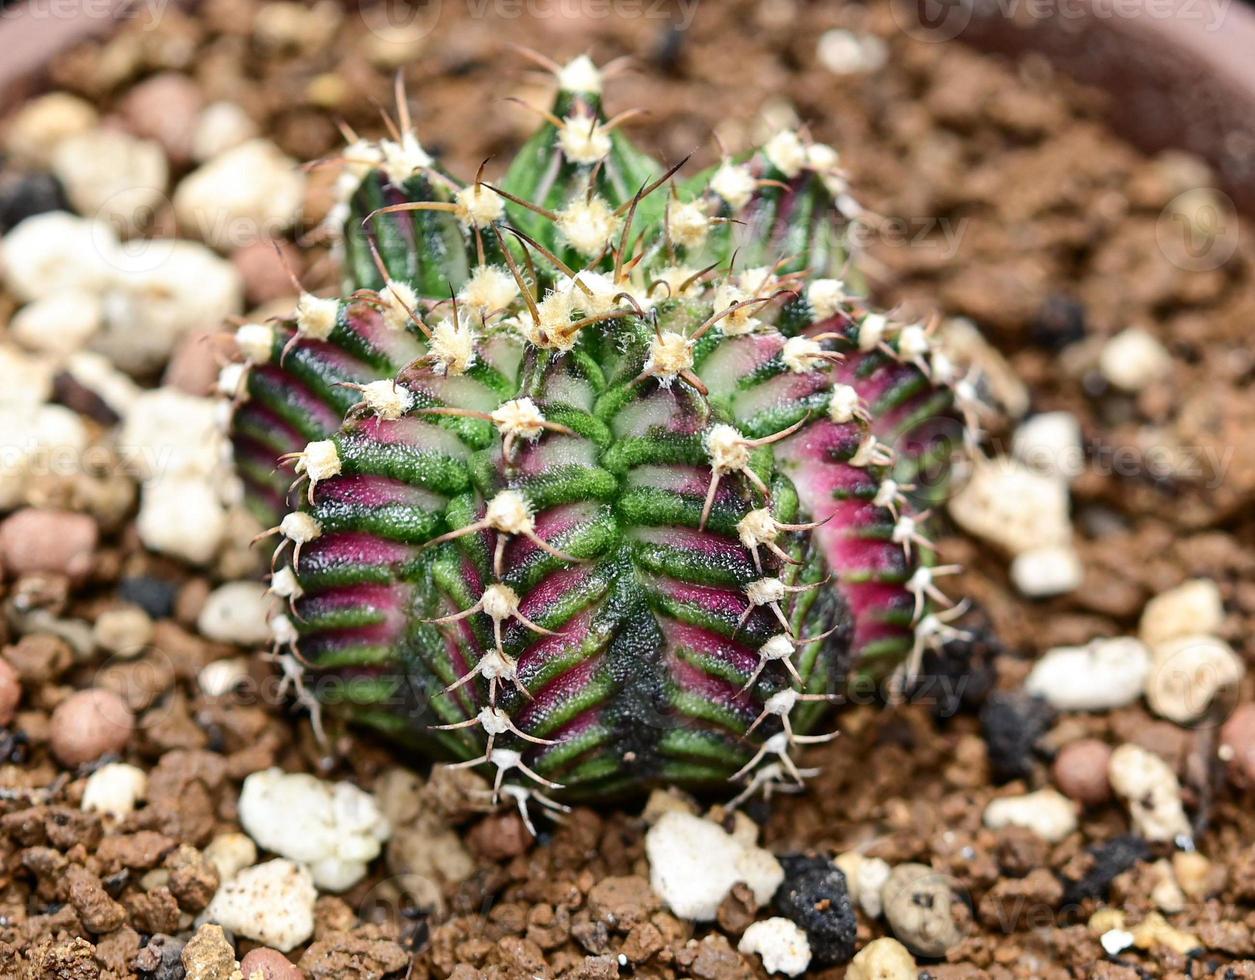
198, 582, 273, 646
1025, 638, 1150, 712
1108, 744, 1192, 843
1100, 327, 1172, 393
1010, 544, 1083, 598
198, 658, 251, 698
191, 100, 259, 162
817, 28, 888, 75
1140, 579, 1224, 650
121, 388, 224, 479
202, 858, 316, 952
1, 211, 121, 303
10, 291, 103, 358
948, 456, 1071, 555
4, 92, 98, 167
983, 788, 1079, 843
81, 763, 148, 820
136, 475, 228, 566
835, 851, 893, 919
1012, 411, 1084, 482
238, 768, 391, 892
173, 138, 305, 251
64, 352, 143, 418
739, 918, 812, 976
645, 810, 783, 921
1145, 635, 1243, 725
52, 129, 168, 237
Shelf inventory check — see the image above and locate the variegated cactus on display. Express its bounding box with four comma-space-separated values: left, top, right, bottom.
228, 55, 972, 812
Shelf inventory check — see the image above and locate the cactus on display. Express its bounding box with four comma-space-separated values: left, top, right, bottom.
228, 55, 971, 810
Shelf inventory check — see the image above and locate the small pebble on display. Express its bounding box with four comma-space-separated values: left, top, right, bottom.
0, 171, 70, 234
118, 576, 180, 620
738, 917, 812, 976
1127, 911, 1202, 955
199, 658, 251, 698
773, 854, 857, 965
948, 456, 1071, 555
10, 290, 102, 358
204, 831, 258, 882
182, 922, 241, 980
1099, 327, 1172, 392
1171, 850, 1216, 899
231, 238, 304, 306
1010, 543, 1083, 598
0, 509, 98, 580
3, 92, 98, 167
1025, 637, 1150, 712
136, 475, 228, 566
1012, 411, 1084, 482
1139, 579, 1224, 648
238, 768, 391, 891
1108, 744, 1191, 843
834, 850, 892, 920
1063, 837, 1151, 905
174, 139, 305, 251
81, 762, 148, 819
121, 387, 224, 480
1150, 859, 1186, 914
239, 947, 303, 980
52, 129, 168, 237
1052, 738, 1113, 806
121, 72, 203, 163
192, 101, 260, 163
846, 937, 916, 980
50, 689, 135, 766
980, 691, 1055, 783
164, 330, 226, 397
198, 581, 273, 646
645, 810, 783, 921
1, 211, 120, 303
1145, 634, 1243, 725
983, 788, 1078, 843
93, 604, 154, 659
203, 858, 316, 952
816, 29, 887, 75
0, 658, 21, 726
1220, 704, 1255, 786
881, 863, 964, 958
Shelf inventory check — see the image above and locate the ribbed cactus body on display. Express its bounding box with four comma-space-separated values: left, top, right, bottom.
229, 57, 963, 802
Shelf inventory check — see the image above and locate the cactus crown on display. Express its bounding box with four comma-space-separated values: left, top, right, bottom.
229, 55, 967, 811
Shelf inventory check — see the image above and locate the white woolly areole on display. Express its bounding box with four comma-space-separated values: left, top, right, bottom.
764, 130, 807, 178
737, 508, 778, 547
524, 289, 580, 350
361, 379, 414, 420
710, 162, 757, 210
459, 265, 518, 316
490, 747, 523, 771
479, 706, 511, 736
806, 142, 840, 172
297, 440, 341, 481
216, 363, 247, 397
561, 270, 620, 315
764, 689, 799, 715
556, 196, 621, 256
646, 331, 693, 381
479, 650, 516, 681
747, 577, 786, 606
781, 336, 824, 374
482, 583, 520, 620
558, 55, 602, 93
485, 490, 534, 534
236, 322, 274, 363
760, 635, 795, 660
429, 314, 476, 375
379, 280, 419, 332
712, 283, 761, 336
558, 115, 611, 165
491, 398, 546, 440
270, 613, 298, 646
807, 279, 847, 319
858, 312, 888, 351
379, 132, 432, 185
280, 511, 321, 543
270, 566, 303, 599
667, 200, 711, 249
897, 323, 930, 360
652, 265, 702, 299
454, 184, 505, 228
341, 139, 383, 183
706, 423, 751, 473
828, 384, 862, 423
296, 293, 339, 340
